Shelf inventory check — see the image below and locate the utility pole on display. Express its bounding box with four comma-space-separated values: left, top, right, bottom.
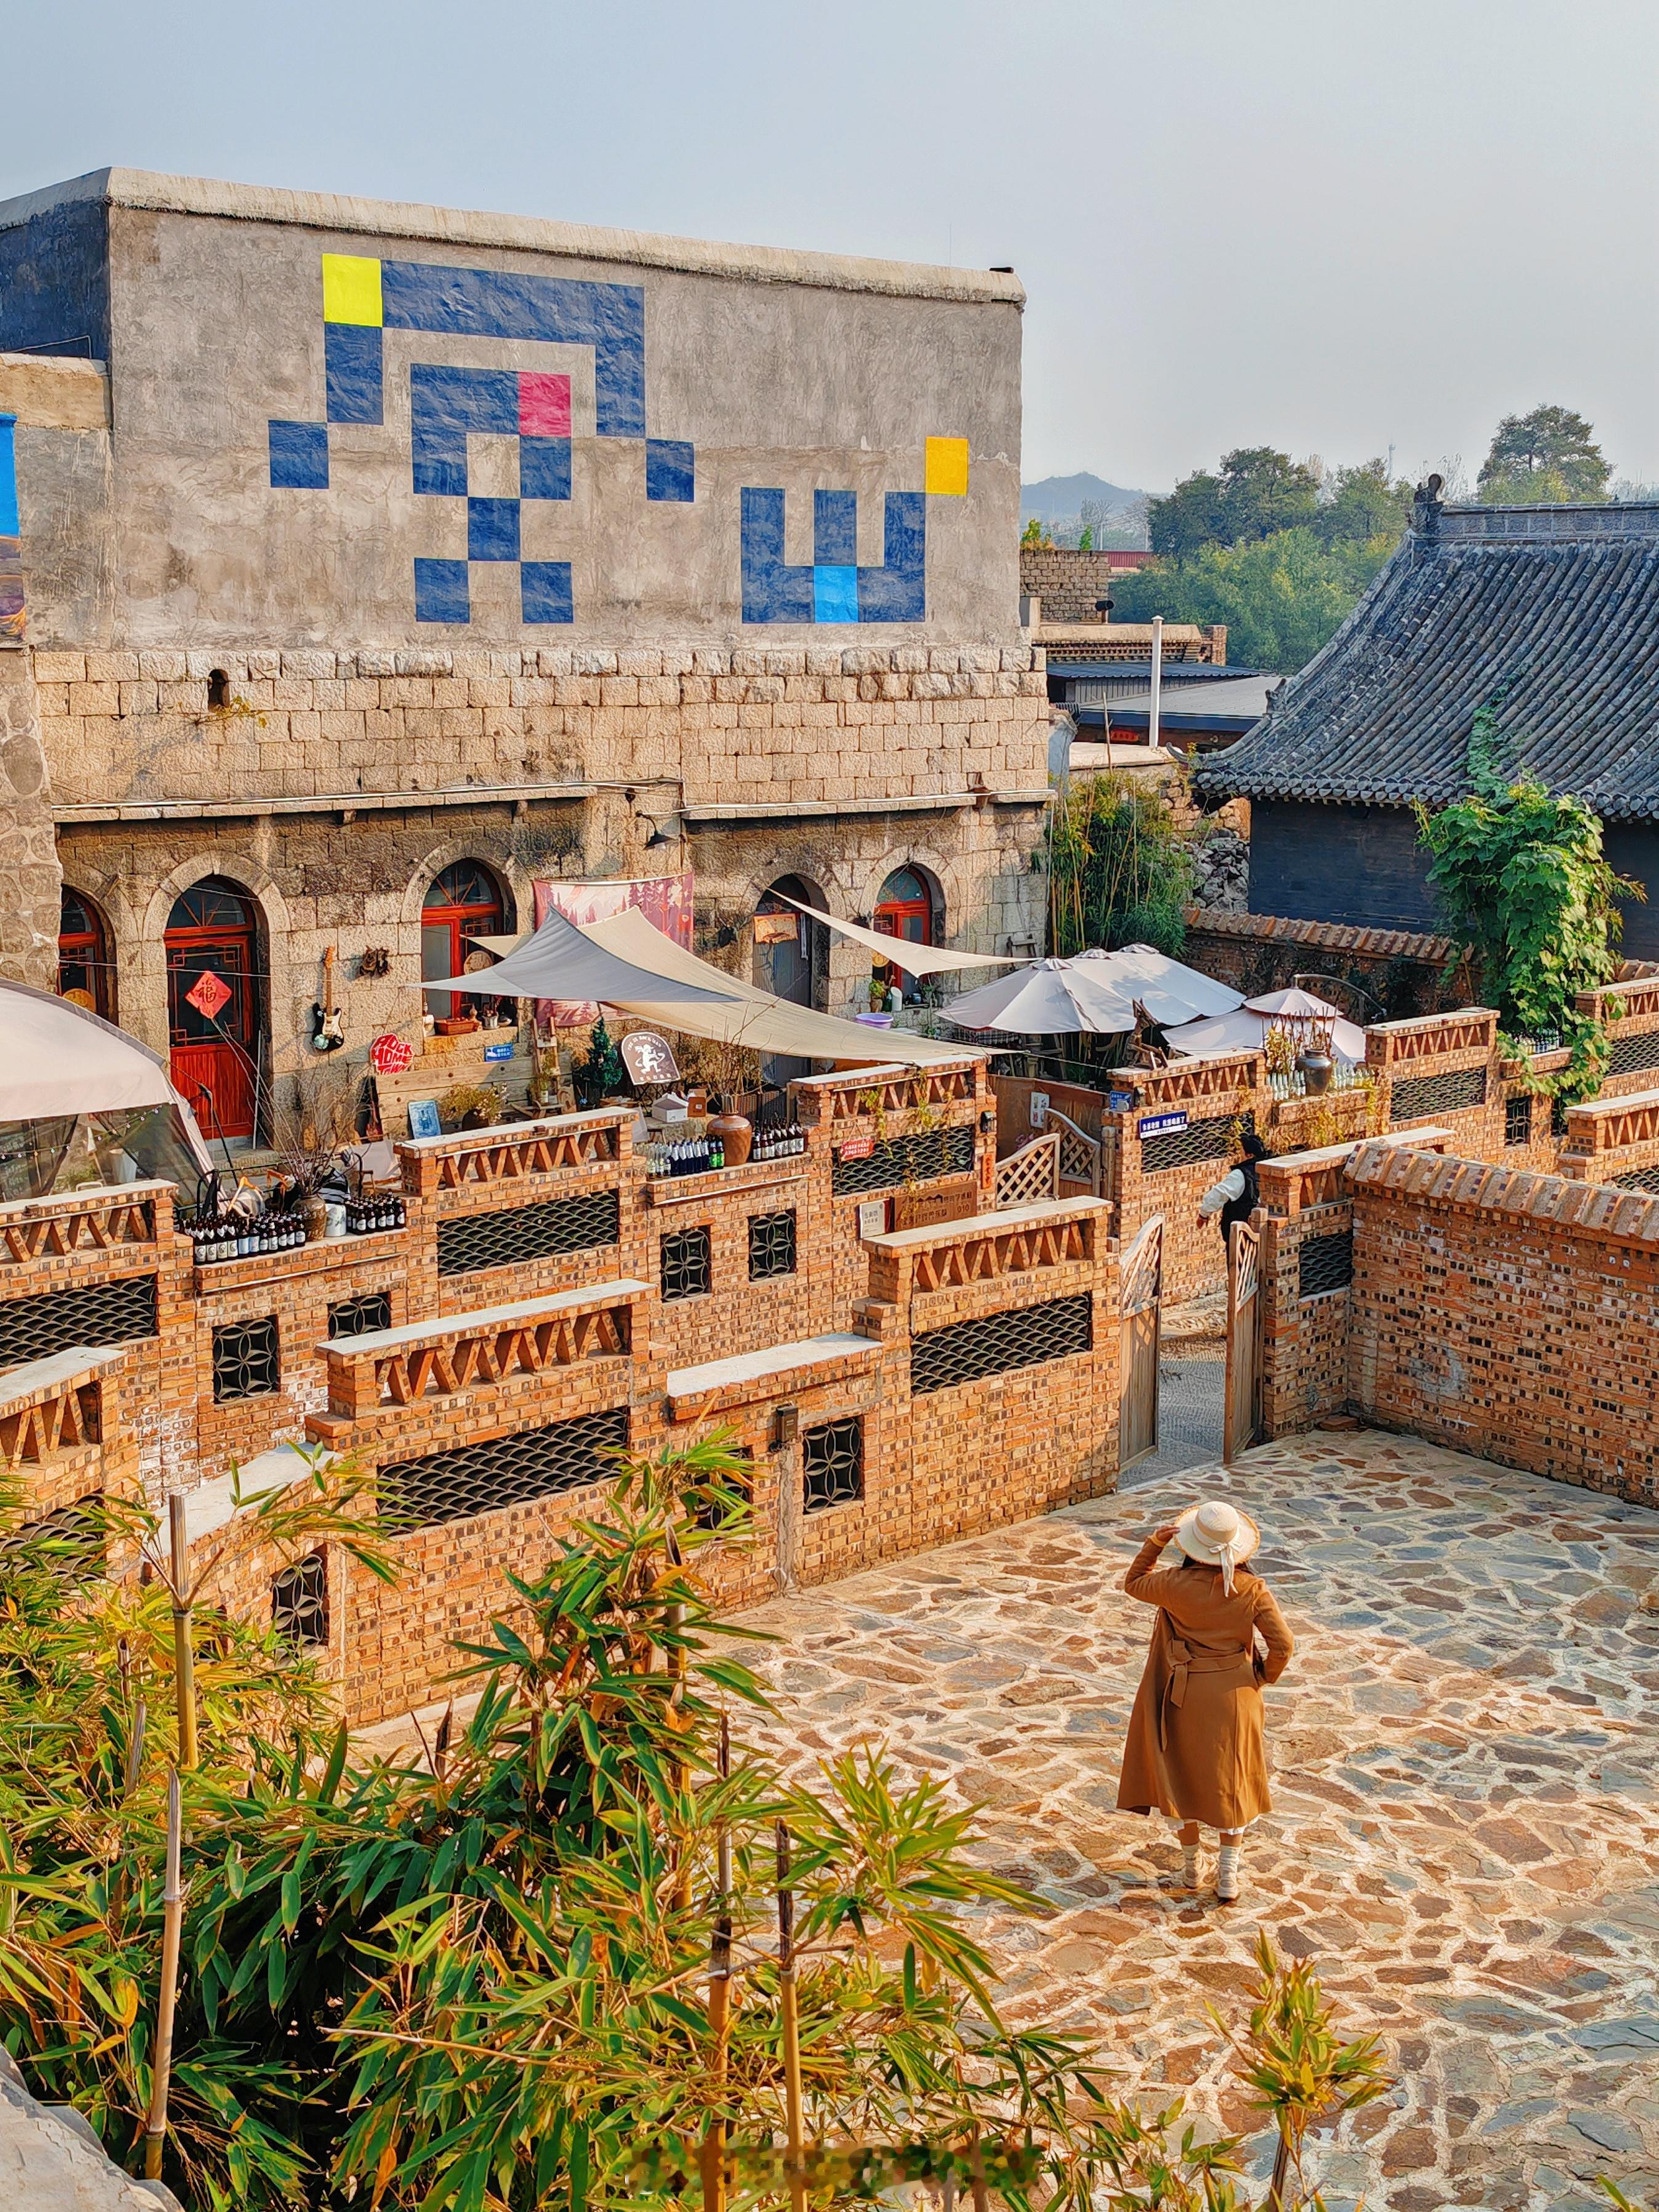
1148, 614, 1163, 751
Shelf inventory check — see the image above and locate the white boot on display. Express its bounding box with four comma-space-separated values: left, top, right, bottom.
1216, 1841, 1242, 1902
1181, 1842, 1201, 1891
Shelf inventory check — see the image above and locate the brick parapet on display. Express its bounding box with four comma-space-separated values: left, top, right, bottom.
1258, 1200, 1354, 1437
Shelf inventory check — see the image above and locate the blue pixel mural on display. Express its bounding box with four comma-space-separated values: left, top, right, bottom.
268, 254, 694, 624
740, 488, 926, 623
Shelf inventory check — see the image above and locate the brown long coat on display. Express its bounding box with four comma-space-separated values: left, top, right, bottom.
1115, 1536, 1294, 1830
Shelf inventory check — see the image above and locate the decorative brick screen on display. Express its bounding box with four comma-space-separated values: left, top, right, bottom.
382, 1403, 630, 1529
831, 1126, 973, 1196
327, 1291, 393, 1339
747, 1211, 797, 1280
0, 1274, 158, 1367
1504, 1094, 1533, 1148
1608, 1028, 1659, 1079
661, 1226, 713, 1300
435, 1190, 621, 1276
1389, 1066, 1487, 1123
802, 1416, 864, 1510
1139, 1113, 1237, 1174
211, 1316, 281, 1403
1, 1492, 103, 1572
1613, 1164, 1659, 1195
271, 1551, 329, 1646
1297, 1230, 1354, 1300
910, 1293, 1093, 1395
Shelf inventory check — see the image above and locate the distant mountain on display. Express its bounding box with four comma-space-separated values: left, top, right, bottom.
1020, 471, 1148, 522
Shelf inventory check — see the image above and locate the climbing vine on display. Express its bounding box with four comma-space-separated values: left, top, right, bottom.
1416, 705, 1639, 1104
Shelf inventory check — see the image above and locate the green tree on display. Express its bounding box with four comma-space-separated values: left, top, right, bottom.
1312, 458, 1414, 548
1110, 526, 1397, 674
1048, 772, 1195, 957
1416, 703, 1637, 1101
1150, 447, 1321, 559
1477, 404, 1610, 503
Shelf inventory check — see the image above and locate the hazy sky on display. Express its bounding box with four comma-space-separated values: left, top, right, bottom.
4, 0, 1653, 492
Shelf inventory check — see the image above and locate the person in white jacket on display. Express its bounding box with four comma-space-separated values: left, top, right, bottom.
1196, 1129, 1269, 1238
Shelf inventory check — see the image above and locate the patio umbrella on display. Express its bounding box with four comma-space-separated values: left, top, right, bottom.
1069, 944, 1243, 1027
946, 959, 1138, 1036
1166, 985, 1368, 1063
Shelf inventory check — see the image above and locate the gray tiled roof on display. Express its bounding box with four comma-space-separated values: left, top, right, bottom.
1196, 502, 1659, 820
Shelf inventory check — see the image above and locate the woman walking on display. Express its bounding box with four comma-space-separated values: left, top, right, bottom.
1116, 1498, 1293, 1902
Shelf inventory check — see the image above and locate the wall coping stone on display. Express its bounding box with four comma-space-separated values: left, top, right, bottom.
0, 1343, 128, 1415
864, 1193, 1106, 1253
1346, 1140, 1659, 1246
324, 1277, 651, 1356
665, 1329, 880, 1412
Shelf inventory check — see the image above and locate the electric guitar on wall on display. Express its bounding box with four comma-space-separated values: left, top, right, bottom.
311, 945, 346, 1052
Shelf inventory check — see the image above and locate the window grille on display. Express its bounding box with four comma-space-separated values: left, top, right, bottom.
1504, 1094, 1533, 1148
1613, 1164, 1659, 1195
910, 1292, 1093, 1396
1139, 1113, 1237, 1175
803, 1416, 863, 1511
1298, 1230, 1354, 1299
661, 1225, 712, 1300
212, 1316, 281, 1403
1, 1491, 103, 1574
1551, 1096, 1570, 1138
747, 1210, 797, 1280
271, 1550, 329, 1646
694, 1449, 754, 1531
831, 1124, 973, 1196
0, 1274, 157, 1369
1389, 1065, 1487, 1123
1608, 1027, 1659, 1078
328, 1291, 392, 1340
436, 1189, 620, 1277
381, 1403, 629, 1529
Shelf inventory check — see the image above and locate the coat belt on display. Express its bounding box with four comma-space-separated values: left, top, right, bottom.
1159, 1636, 1255, 1750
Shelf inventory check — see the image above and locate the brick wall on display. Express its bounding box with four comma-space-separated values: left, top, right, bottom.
1018, 548, 1149, 623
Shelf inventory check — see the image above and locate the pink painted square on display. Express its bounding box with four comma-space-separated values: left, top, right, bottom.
518, 373, 572, 438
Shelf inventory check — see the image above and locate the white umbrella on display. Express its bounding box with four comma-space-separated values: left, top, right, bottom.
1166, 986, 1368, 1064
946, 959, 1137, 1037
1070, 944, 1244, 1027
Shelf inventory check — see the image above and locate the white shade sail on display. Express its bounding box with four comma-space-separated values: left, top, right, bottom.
581, 909, 971, 1064
1071, 944, 1244, 1027
946, 959, 1138, 1037
774, 894, 1020, 974
427, 902, 742, 1008
0, 979, 190, 1120
1167, 986, 1368, 1064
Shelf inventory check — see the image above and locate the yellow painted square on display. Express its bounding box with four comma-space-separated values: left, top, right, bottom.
322, 254, 384, 327
925, 435, 970, 496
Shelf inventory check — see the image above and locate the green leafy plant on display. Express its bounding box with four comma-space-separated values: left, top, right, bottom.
1048, 771, 1195, 958
1416, 703, 1639, 1105
578, 1017, 628, 1102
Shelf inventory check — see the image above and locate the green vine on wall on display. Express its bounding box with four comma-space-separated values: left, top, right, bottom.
1416, 703, 1640, 1105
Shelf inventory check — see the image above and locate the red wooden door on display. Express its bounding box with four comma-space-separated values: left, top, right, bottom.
166, 881, 261, 1141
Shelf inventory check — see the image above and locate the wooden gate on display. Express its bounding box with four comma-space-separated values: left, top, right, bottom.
1118, 1213, 1163, 1472
1223, 1217, 1261, 1463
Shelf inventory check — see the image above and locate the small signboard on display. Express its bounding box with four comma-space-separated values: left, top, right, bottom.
1108, 1089, 1136, 1112
1138, 1110, 1189, 1139
620, 1029, 680, 1084
856, 1199, 888, 1239
370, 1032, 415, 1075
185, 969, 232, 1022
1029, 1090, 1050, 1128
483, 1041, 514, 1063
838, 1136, 875, 1161
407, 1098, 442, 1139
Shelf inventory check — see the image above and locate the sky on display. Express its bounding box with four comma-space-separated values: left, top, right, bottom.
2, 0, 1653, 494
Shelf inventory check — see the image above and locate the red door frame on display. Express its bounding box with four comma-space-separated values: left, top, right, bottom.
873, 868, 935, 987
58, 891, 115, 1021
422, 865, 506, 1021
165, 886, 262, 1142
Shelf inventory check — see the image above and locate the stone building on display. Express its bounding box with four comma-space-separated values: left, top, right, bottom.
0, 169, 1049, 1141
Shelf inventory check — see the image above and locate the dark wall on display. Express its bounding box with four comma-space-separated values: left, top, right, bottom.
0, 201, 110, 359
1601, 826, 1659, 961
1248, 801, 1443, 931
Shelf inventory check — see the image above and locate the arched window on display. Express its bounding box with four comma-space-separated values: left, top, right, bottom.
164, 876, 263, 1142
753, 876, 825, 1010
872, 866, 938, 1001
58, 889, 114, 1020
422, 861, 508, 1021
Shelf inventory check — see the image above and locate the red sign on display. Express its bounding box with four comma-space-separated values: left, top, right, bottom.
838, 1136, 874, 1161
184, 969, 232, 1021
370, 1032, 415, 1074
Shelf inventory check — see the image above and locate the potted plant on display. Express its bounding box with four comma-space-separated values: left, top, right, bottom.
439, 1082, 502, 1131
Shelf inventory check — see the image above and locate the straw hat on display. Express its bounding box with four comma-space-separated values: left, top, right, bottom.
1173, 1499, 1261, 1593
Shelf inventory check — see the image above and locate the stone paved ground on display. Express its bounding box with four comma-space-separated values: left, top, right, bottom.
738, 1431, 1659, 2212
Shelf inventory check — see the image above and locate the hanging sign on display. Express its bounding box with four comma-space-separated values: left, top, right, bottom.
620, 1030, 680, 1084
838, 1136, 875, 1161
1138, 1110, 1189, 1139
370, 1033, 415, 1074
185, 969, 232, 1021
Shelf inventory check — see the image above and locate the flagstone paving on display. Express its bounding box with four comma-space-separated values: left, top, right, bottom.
737, 1430, 1659, 2212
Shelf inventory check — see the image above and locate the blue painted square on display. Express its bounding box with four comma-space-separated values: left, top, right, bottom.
0, 414, 16, 536
813, 564, 859, 623
740, 487, 814, 623
645, 438, 695, 502
410, 364, 518, 496
856, 491, 926, 622
522, 561, 574, 623
412, 453, 468, 498
414, 558, 470, 623
324, 323, 384, 425
468, 497, 520, 563
268, 419, 330, 491
520, 436, 572, 502
814, 489, 857, 567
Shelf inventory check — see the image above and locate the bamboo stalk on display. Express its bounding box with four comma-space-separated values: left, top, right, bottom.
142, 1767, 184, 2181
1266, 2129, 1291, 2211
700, 1714, 732, 2212
166, 1493, 198, 1772
669, 1600, 693, 1914
123, 1699, 148, 1800
775, 1821, 806, 2212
